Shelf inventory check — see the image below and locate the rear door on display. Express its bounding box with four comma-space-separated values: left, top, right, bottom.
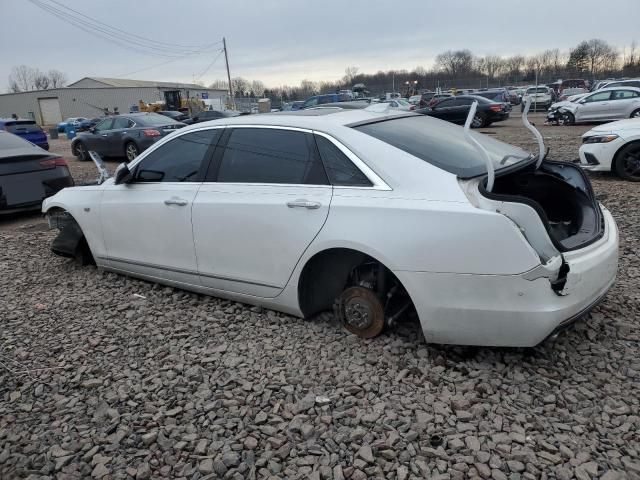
608, 89, 640, 119
192, 126, 332, 297
105, 117, 134, 156
429, 98, 457, 121
577, 91, 613, 121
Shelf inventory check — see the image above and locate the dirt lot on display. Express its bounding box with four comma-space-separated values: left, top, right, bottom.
1, 114, 639, 480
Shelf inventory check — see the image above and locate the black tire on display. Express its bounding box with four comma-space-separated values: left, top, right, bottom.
471, 113, 486, 128
630, 109, 640, 119
73, 142, 88, 161
560, 111, 575, 126
335, 286, 385, 339
124, 142, 139, 162
614, 142, 640, 182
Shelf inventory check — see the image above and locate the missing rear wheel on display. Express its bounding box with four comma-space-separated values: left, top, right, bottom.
335, 286, 385, 338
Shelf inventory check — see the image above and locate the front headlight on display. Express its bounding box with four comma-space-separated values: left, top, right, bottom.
582, 134, 619, 144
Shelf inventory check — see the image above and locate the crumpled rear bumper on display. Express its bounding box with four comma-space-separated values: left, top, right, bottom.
395, 208, 618, 347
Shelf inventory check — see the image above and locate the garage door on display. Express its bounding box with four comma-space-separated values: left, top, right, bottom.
38, 97, 62, 125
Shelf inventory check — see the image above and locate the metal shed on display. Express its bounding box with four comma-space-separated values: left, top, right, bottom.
0, 77, 228, 125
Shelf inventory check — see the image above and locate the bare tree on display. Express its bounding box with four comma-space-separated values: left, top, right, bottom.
231, 77, 249, 97
209, 79, 228, 90
299, 79, 318, 98
250, 80, 265, 97
478, 55, 505, 80
48, 69, 67, 88
34, 70, 50, 90
505, 55, 525, 79
343, 66, 359, 86
8, 65, 35, 92
435, 50, 474, 77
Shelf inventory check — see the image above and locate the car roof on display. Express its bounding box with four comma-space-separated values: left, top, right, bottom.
0, 131, 48, 157
595, 86, 640, 92
178, 108, 412, 134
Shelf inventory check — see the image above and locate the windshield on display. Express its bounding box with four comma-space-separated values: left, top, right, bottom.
396, 99, 409, 106
527, 87, 548, 94
135, 114, 181, 126
353, 115, 532, 178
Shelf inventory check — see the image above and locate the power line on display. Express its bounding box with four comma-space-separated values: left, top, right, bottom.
195, 49, 225, 81
28, 0, 220, 57
44, 0, 218, 51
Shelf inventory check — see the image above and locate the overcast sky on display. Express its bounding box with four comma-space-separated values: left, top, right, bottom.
1, 0, 639, 91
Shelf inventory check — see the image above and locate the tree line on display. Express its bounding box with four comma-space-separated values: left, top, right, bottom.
8, 65, 68, 92
210, 38, 640, 102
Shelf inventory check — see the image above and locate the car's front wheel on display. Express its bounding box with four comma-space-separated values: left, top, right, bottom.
73, 142, 88, 161
614, 142, 640, 182
560, 111, 575, 126
124, 142, 139, 162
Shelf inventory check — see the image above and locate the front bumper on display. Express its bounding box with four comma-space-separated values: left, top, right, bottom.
578, 139, 622, 172
395, 208, 618, 347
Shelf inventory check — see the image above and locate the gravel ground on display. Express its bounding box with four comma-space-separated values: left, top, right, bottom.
1, 114, 639, 480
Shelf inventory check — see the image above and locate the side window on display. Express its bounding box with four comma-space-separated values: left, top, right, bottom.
584, 91, 612, 103
133, 129, 220, 182
455, 98, 473, 106
611, 90, 637, 100
216, 128, 326, 184
304, 97, 318, 108
112, 117, 131, 129
436, 99, 455, 107
94, 119, 113, 132
315, 135, 372, 187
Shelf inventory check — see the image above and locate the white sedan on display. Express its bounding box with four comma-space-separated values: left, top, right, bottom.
43, 108, 618, 347
579, 118, 640, 181
547, 87, 640, 125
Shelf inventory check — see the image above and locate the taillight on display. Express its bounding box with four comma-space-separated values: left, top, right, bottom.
409, 105, 416, 110
489, 105, 502, 112
143, 129, 161, 137
40, 157, 67, 167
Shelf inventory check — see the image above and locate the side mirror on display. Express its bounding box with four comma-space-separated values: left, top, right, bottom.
114, 162, 132, 185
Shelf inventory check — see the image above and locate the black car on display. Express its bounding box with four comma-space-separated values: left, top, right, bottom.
71, 112, 185, 162
472, 89, 513, 110
190, 110, 240, 124
0, 131, 73, 213
416, 95, 510, 128
157, 110, 192, 124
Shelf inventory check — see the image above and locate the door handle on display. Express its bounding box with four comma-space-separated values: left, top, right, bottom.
101, 134, 108, 137
164, 198, 188, 206
286, 200, 321, 209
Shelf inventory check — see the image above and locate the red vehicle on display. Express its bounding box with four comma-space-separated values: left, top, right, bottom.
560, 79, 587, 91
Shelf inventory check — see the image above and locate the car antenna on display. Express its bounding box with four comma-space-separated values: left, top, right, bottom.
522, 97, 546, 168
463, 100, 495, 192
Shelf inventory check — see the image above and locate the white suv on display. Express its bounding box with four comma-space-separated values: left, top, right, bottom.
521, 86, 554, 111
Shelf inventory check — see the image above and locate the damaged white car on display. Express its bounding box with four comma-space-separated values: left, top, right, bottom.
43, 103, 618, 347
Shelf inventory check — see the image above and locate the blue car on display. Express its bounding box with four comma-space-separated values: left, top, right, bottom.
57, 117, 87, 133
0, 118, 49, 150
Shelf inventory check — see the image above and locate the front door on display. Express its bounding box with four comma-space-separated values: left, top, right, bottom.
105, 117, 134, 157
192, 126, 332, 297
577, 91, 612, 121
99, 128, 220, 286
83, 118, 114, 153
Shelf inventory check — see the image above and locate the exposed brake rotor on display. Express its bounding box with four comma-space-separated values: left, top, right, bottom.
335, 286, 385, 339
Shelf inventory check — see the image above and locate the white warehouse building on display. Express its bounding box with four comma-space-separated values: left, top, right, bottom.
0, 77, 228, 125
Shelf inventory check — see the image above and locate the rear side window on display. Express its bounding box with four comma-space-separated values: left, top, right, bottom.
315, 135, 372, 187
217, 128, 326, 184
112, 117, 133, 129
353, 116, 531, 178
133, 129, 220, 182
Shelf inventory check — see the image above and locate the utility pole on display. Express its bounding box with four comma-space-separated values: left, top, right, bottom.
223, 37, 235, 110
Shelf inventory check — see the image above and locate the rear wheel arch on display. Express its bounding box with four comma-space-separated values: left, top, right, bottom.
296, 247, 413, 320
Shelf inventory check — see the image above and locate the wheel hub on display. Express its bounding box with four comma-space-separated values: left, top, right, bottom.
344, 300, 372, 329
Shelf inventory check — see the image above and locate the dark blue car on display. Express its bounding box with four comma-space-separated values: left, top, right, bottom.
0, 118, 49, 150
